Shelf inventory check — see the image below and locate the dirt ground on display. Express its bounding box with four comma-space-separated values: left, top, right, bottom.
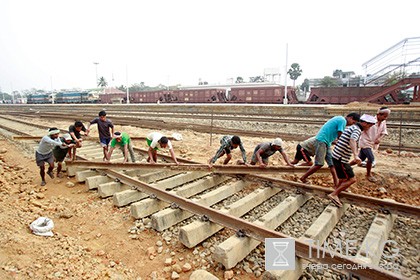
0, 123, 419, 279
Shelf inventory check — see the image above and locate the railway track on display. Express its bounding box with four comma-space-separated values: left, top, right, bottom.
2, 110, 420, 153
0, 117, 418, 279
4, 107, 420, 129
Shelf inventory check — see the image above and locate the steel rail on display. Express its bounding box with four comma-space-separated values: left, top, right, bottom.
7, 110, 420, 129
65, 160, 330, 174
103, 168, 403, 280
12, 135, 173, 141
0, 123, 29, 135
31, 113, 420, 153
3, 114, 420, 153
4, 105, 420, 123
246, 175, 420, 219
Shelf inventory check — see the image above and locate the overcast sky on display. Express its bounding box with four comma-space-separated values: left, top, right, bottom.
0, 0, 419, 92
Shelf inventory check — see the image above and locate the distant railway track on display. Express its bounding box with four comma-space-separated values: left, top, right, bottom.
2, 111, 420, 153
4, 106, 420, 129
0, 117, 418, 279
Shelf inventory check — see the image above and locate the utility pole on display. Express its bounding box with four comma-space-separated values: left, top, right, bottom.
126, 65, 129, 104
283, 43, 288, 105
93, 62, 99, 86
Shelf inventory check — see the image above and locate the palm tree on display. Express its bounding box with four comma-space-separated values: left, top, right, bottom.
97, 76, 108, 88
287, 63, 302, 87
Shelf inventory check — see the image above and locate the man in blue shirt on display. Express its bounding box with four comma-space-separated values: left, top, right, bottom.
300, 113, 360, 187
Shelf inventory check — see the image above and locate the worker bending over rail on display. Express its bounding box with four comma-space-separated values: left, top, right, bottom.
52, 133, 73, 178
106, 132, 136, 163
68, 120, 87, 161
290, 136, 316, 166
36, 128, 74, 186
299, 113, 360, 187
208, 135, 247, 168
250, 138, 294, 168
146, 132, 179, 165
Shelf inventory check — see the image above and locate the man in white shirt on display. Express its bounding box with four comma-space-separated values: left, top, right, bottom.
146, 132, 179, 165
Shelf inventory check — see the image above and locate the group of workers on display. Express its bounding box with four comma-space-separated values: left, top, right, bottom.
35, 107, 390, 207
35, 110, 178, 186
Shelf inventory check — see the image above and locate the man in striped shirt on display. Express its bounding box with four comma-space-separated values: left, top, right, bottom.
328, 114, 376, 207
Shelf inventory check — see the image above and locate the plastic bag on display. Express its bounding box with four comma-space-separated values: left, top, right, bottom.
30, 217, 54, 237
172, 133, 182, 141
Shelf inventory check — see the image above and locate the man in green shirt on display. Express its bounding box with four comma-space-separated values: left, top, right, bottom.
106, 132, 136, 163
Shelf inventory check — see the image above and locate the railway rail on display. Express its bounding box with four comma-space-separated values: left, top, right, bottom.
0, 117, 418, 279
1, 110, 420, 153
4, 107, 420, 129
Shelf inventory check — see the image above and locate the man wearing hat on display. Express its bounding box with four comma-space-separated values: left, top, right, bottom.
250, 138, 294, 167
328, 114, 376, 207
53, 133, 73, 178
358, 107, 390, 182
106, 132, 136, 163
36, 128, 74, 186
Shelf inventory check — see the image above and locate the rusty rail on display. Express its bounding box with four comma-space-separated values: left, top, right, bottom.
66, 160, 328, 174
103, 169, 402, 280
246, 175, 420, 219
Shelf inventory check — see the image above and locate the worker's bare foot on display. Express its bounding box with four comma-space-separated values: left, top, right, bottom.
299, 177, 308, 184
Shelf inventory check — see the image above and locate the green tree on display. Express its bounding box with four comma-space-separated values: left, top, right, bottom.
97, 76, 108, 87
117, 85, 126, 92
332, 69, 343, 78
320, 76, 339, 87
300, 78, 310, 92
235, 77, 244, 83
287, 63, 302, 87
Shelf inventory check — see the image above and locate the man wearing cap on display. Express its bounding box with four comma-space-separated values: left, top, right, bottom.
357, 107, 390, 182
299, 113, 360, 187
36, 128, 74, 186
53, 133, 73, 178
146, 132, 179, 165
328, 114, 376, 207
250, 138, 294, 168
208, 135, 247, 168
86, 110, 114, 161
106, 132, 136, 163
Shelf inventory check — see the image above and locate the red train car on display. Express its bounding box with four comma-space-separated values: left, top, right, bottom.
228, 86, 297, 104
99, 84, 299, 104
306, 86, 405, 104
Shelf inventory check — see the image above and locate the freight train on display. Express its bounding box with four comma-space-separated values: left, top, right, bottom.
99, 84, 299, 104
25, 82, 413, 105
